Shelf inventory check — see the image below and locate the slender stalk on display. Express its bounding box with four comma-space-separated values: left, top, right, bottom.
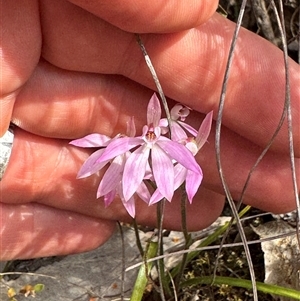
132, 219, 144, 257
156, 200, 169, 300
180, 188, 190, 242
135, 34, 172, 126
214, 0, 258, 299
269, 0, 300, 248
117, 221, 126, 301
174, 188, 193, 291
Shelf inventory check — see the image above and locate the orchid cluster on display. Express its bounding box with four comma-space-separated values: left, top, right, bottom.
70, 94, 213, 217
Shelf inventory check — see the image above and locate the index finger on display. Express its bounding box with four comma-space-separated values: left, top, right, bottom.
67, 0, 219, 33
41, 7, 300, 156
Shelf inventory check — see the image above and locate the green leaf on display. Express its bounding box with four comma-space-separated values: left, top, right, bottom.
33, 284, 45, 293
130, 241, 158, 301
181, 276, 300, 300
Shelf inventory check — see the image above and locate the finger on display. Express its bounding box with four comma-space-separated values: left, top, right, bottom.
67, 0, 218, 33
0, 203, 116, 260
0, 128, 225, 230
12, 60, 153, 138
11, 61, 300, 213
0, 0, 41, 135
40, 6, 300, 156
1, 128, 298, 217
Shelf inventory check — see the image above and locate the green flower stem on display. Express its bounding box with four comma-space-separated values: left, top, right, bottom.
174, 189, 193, 291
180, 276, 300, 300
156, 200, 171, 299
133, 219, 144, 257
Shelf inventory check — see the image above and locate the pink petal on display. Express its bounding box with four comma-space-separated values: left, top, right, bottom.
147, 93, 161, 127
70, 133, 112, 147
149, 164, 203, 205
158, 138, 201, 174
122, 145, 150, 201
173, 164, 188, 188
151, 144, 174, 201
177, 121, 198, 137
143, 161, 154, 180
170, 104, 187, 120
149, 163, 187, 205
136, 181, 152, 204
103, 190, 116, 207
122, 197, 136, 218
97, 154, 126, 197
96, 136, 142, 163
158, 118, 169, 135
159, 118, 168, 128
126, 117, 136, 137
196, 111, 213, 150
149, 189, 164, 205
185, 139, 198, 155
77, 149, 108, 178
185, 169, 203, 204
170, 121, 188, 142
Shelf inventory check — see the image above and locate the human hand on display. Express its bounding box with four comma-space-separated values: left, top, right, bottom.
1, 0, 299, 260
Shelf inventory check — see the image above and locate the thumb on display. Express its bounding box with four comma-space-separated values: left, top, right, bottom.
1, 0, 41, 135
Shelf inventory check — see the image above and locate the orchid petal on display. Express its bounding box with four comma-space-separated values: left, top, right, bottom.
149, 164, 202, 205
185, 139, 198, 155
170, 104, 183, 120
157, 138, 201, 174
147, 93, 161, 127
149, 189, 164, 205
149, 163, 186, 205
185, 169, 203, 204
103, 190, 116, 207
136, 181, 151, 204
96, 136, 142, 163
126, 116, 136, 137
173, 164, 188, 188
143, 161, 154, 180
122, 145, 150, 201
159, 118, 168, 128
159, 118, 169, 135
70, 133, 112, 147
77, 149, 108, 178
170, 121, 188, 142
122, 197, 136, 218
177, 121, 198, 137
196, 111, 213, 150
151, 144, 174, 201
97, 154, 126, 197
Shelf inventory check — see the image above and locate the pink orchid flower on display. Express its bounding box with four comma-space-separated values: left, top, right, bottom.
70, 119, 150, 218
70, 94, 210, 217
160, 104, 199, 142
94, 94, 201, 203
149, 111, 213, 205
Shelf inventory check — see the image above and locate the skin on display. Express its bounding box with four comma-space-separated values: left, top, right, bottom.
0, 0, 299, 260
